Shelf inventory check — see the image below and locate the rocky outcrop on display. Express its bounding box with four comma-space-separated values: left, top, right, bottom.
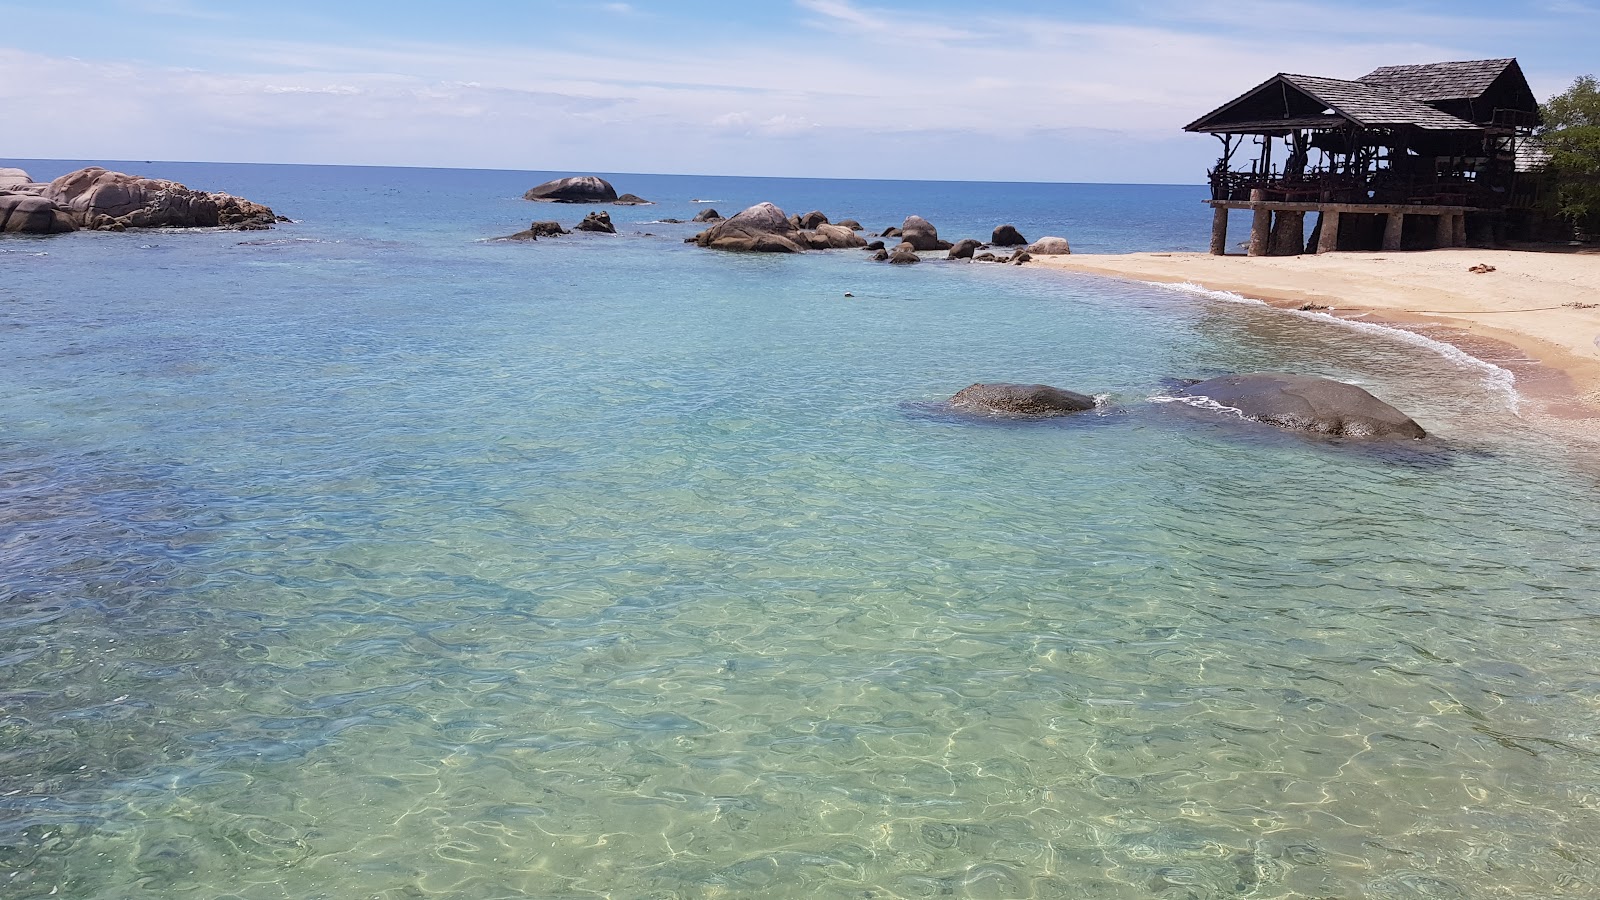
694, 202, 807, 252
575, 211, 616, 233
1027, 236, 1071, 255
900, 215, 952, 251
524, 176, 618, 203
42, 167, 279, 230
694, 203, 869, 252
880, 226, 902, 238
692, 208, 723, 222
502, 220, 569, 240
991, 224, 1027, 247
0, 193, 77, 234
1178, 373, 1426, 438
614, 193, 652, 205
798, 210, 830, 229
838, 219, 863, 231
1010, 251, 1032, 265
949, 383, 1096, 417
947, 238, 981, 260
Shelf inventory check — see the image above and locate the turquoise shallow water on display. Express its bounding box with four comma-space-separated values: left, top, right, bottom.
3, 162, 1600, 898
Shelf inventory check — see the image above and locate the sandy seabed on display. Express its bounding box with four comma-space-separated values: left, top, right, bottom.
1029, 247, 1600, 440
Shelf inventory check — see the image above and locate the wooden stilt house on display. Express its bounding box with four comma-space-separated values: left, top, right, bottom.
1186, 58, 1541, 254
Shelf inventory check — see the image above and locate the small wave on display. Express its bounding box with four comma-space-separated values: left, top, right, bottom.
236, 238, 336, 247
1147, 393, 1249, 418
1145, 280, 1519, 410
691, 199, 720, 203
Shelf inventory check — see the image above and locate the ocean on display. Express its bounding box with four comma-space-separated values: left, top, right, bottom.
3, 160, 1598, 899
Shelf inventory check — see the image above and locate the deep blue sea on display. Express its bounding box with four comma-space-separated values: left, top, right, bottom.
4, 160, 1599, 899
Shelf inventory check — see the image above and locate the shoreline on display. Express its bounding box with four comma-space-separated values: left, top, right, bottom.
1027, 248, 1600, 438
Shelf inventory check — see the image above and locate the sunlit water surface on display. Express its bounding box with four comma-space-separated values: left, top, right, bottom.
3, 162, 1599, 898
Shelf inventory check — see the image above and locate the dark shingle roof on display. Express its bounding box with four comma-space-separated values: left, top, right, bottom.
1358, 59, 1515, 101
1281, 74, 1479, 130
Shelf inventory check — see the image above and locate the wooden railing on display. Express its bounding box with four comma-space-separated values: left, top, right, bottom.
1208, 169, 1505, 209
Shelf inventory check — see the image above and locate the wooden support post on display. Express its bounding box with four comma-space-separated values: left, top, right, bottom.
1316, 209, 1341, 254
1248, 189, 1271, 257
1435, 213, 1454, 249
1210, 206, 1229, 256
1382, 212, 1405, 251
1452, 214, 1467, 247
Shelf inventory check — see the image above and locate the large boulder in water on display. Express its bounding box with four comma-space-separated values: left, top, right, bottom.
523, 176, 618, 203
949, 383, 1096, 417
1179, 373, 1425, 438
694, 202, 807, 253
808, 222, 867, 249
0, 192, 77, 234
44, 167, 279, 230
947, 238, 981, 260
991, 224, 1027, 246
900, 215, 952, 251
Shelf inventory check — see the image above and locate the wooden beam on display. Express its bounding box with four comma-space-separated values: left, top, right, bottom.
1210, 206, 1229, 256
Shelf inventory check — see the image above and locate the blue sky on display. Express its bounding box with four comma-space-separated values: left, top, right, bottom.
2, 0, 1595, 182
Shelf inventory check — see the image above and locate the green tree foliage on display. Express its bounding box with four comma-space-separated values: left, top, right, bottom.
1539, 75, 1600, 235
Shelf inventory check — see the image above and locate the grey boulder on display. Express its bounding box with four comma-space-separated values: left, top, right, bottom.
1027, 236, 1071, 255
614, 193, 652, 205
949, 383, 1096, 417
0, 168, 33, 191
524, 176, 618, 203
1179, 373, 1426, 439
692, 208, 724, 222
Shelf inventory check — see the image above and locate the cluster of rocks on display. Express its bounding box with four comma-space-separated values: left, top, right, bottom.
500, 210, 620, 240
681, 201, 1071, 266
1, 167, 283, 235
943, 373, 1425, 440
523, 176, 651, 205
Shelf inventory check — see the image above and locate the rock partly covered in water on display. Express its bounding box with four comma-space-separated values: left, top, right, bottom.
1179, 373, 1426, 438
1027, 236, 1071, 255
692, 208, 723, 222
949, 383, 1096, 417
900, 215, 952, 251
524, 176, 618, 203
575, 211, 616, 233
502, 220, 569, 240
947, 238, 982, 260
614, 193, 652, 205
991, 224, 1027, 247
887, 242, 920, 264
693, 202, 865, 253
29, 167, 281, 231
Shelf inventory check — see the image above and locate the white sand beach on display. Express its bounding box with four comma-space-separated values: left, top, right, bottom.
1030, 248, 1600, 428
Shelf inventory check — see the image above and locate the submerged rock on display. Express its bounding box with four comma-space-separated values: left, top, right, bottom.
949, 383, 1096, 417
614, 193, 653, 205
1178, 373, 1426, 438
502, 220, 569, 240
524, 176, 617, 203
